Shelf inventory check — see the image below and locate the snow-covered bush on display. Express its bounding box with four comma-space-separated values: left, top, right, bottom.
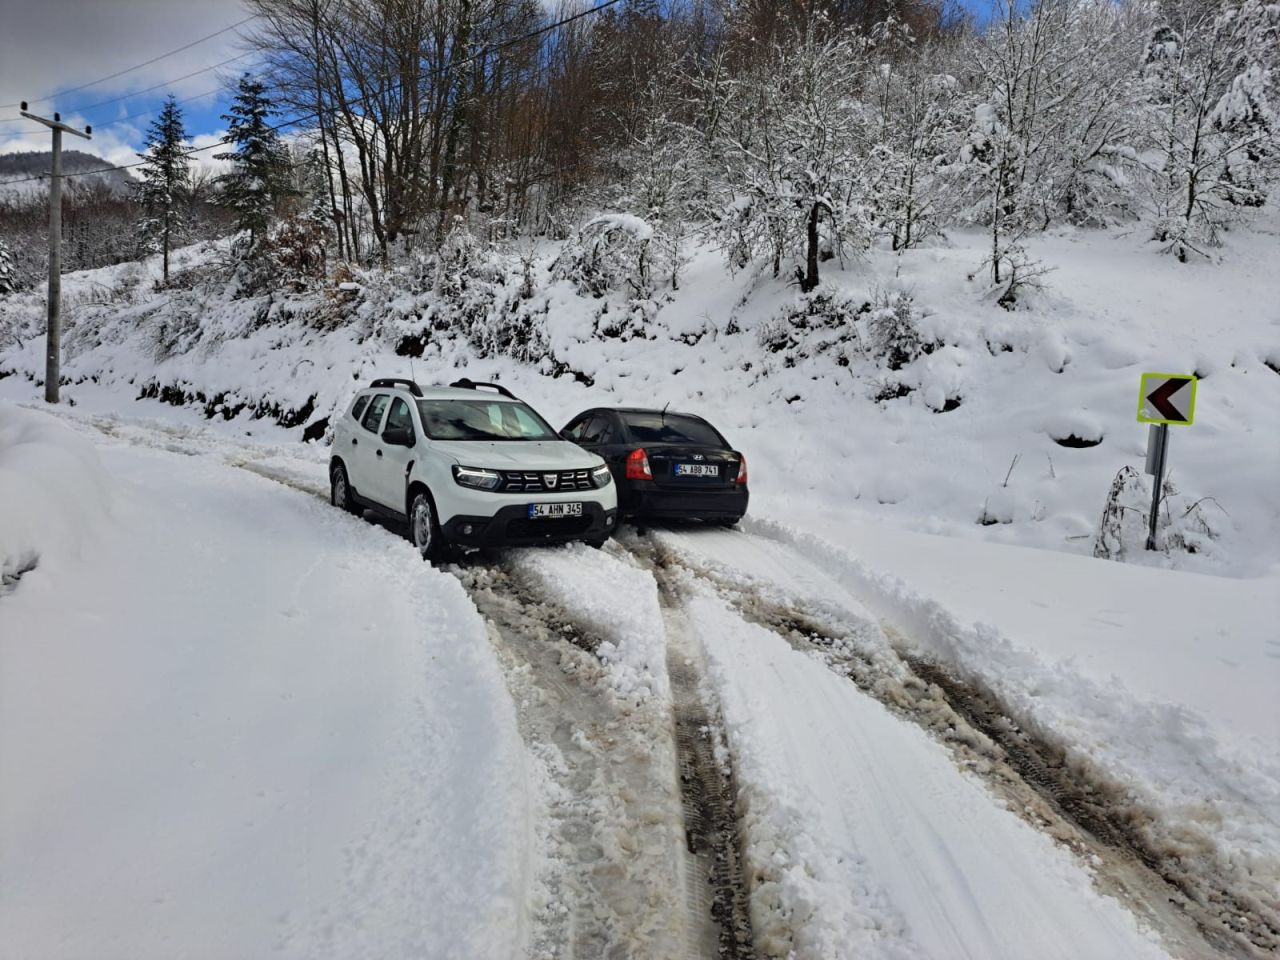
265, 217, 328, 293
1093, 465, 1225, 561
757, 289, 866, 369
391, 224, 556, 366
551, 214, 665, 300
861, 290, 933, 369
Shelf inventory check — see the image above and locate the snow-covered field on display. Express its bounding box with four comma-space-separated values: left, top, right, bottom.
1, 214, 1278, 958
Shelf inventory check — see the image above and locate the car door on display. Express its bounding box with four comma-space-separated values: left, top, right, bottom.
371, 396, 417, 512
349, 393, 390, 493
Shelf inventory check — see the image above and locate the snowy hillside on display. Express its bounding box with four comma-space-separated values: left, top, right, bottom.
0, 149, 134, 200
2, 211, 1278, 577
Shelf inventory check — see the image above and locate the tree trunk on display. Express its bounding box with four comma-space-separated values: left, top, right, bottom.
801, 201, 820, 292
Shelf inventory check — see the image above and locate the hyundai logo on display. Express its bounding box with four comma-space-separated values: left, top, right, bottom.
543, 473, 559, 490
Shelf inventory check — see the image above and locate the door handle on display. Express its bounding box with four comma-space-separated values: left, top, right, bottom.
376, 449, 383, 458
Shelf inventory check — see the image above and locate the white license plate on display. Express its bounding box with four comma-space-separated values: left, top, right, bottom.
675, 463, 719, 477
528, 502, 583, 519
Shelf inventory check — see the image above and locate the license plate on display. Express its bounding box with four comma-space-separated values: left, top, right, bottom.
528, 502, 583, 519
675, 463, 719, 477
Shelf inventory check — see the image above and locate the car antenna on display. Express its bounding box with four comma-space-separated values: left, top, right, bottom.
408, 356, 417, 385
661, 401, 669, 424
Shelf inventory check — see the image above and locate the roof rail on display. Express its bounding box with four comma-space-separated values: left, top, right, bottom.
370, 377, 423, 397
450, 378, 518, 400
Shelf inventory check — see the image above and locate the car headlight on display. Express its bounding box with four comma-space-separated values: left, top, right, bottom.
591, 464, 612, 488
453, 465, 502, 490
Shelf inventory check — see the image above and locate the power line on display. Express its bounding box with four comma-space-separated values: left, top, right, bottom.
0, 0, 625, 189
0, 53, 253, 129
0, 15, 260, 110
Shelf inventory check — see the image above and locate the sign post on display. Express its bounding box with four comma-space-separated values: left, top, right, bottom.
1136, 373, 1197, 551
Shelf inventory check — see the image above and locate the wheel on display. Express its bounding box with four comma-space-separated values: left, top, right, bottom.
330, 463, 359, 514
718, 516, 742, 527
586, 539, 606, 550
409, 489, 446, 562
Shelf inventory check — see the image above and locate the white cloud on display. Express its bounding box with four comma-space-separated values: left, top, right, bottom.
0, 0, 249, 114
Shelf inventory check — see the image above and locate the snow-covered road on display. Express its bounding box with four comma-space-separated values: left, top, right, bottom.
0, 407, 533, 958
3, 402, 1276, 959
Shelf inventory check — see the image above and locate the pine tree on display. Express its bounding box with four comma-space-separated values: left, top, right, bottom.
302, 147, 333, 231
0, 237, 17, 295
214, 74, 293, 248
133, 95, 191, 283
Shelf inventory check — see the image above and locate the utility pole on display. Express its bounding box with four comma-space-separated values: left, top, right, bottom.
19, 103, 91, 404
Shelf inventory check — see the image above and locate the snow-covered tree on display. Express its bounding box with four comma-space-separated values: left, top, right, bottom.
700, 24, 872, 292
1143, 0, 1280, 260
133, 95, 191, 283
0, 237, 17, 295
214, 74, 293, 248
864, 20, 969, 250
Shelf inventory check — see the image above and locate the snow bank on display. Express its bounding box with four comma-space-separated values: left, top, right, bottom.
747, 515, 1280, 908
0, 435, 534, 958
0, 402, 110, 587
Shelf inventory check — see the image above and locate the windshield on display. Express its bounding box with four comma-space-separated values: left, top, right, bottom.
417, 398, 559, 441
622, 412, 725, 446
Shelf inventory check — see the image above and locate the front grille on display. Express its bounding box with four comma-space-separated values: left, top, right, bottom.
507, 515, 594, 538
501, 469, 595, 492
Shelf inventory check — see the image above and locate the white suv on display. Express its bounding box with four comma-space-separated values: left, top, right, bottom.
330, 378, 618, 560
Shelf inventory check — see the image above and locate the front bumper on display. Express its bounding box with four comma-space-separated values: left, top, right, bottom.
442, 502, 618, 547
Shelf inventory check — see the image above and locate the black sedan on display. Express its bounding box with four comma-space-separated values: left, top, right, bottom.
562, 407, 748, 524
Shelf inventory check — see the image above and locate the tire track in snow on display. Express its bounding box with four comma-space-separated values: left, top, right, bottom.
640, 533, 1275, 960
446, 558, 750, 959
656, 575, 757, 960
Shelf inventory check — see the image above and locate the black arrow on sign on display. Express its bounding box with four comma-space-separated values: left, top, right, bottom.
1147, 377, 1192, 422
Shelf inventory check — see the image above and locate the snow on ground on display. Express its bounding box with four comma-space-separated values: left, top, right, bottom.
0, 402, 535, 959
653, 523, 1280, 943
0, 403, 110, 589
683, 584, 1172, 960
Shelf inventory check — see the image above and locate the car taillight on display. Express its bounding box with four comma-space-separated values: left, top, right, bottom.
735, 454, 748, 485
625, 447, 652, 480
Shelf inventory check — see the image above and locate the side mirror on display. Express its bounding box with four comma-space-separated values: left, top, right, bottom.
383, 426, 414, 447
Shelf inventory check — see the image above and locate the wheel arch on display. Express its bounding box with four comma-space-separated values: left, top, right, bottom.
406, 478, 437, 518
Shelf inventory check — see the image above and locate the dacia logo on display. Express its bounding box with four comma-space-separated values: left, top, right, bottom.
692, 453, 705, 461
543, 473, 559, 490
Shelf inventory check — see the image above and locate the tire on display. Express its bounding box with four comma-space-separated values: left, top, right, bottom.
330, 463, 359, 515
408, 489, 446, 562
586, 539, 606, 550
718, 516, 742, 527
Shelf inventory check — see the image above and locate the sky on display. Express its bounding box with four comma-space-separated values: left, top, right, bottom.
0, 0, 254, 176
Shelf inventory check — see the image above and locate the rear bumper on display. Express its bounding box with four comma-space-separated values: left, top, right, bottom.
442, 503, 617, 547
622, 483, 749, 520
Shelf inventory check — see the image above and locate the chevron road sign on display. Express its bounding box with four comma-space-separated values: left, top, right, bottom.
1138, 373, 1197, 426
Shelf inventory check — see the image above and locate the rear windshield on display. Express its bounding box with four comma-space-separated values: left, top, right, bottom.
417, 399, 558, 441
621, 413, 724, 446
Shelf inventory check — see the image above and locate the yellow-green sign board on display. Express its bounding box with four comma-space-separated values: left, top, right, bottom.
1137, 373, 1197, 425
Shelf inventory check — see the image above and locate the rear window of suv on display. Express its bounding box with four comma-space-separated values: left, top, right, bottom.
621, 413, 724, 446
417, 399, 557, 441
